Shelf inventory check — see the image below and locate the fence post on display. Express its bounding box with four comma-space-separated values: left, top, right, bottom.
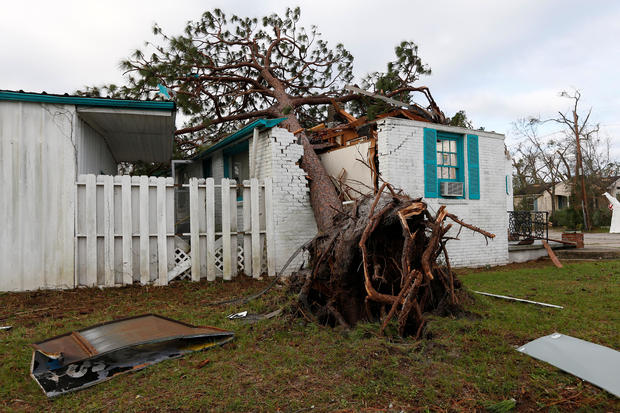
251, 178, 261, 278
103, 175, 115, 286
139, 176, 150, 285
221, 178, 232, 280
85, 174, 97, 286
189, 178, 201, 282
157, 177, 168, 285
206, 178, 216, 281
121, 175, 133, 285
264, 177, 276, 277
230, 180, 238, 278
242, 180, 252, 277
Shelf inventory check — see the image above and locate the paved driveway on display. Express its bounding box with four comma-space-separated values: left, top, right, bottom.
549, 230, 620, 249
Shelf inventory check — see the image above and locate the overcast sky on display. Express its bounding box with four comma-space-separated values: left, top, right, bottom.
2, 0, 618, 158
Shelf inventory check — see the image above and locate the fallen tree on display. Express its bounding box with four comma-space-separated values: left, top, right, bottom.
296, 182, 495, 338
82, 7, 492, 337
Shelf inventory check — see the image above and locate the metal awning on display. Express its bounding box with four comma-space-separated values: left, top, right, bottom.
77, 107, 176, 162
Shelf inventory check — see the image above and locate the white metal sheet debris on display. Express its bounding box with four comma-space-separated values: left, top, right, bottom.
517, 333, 620, 397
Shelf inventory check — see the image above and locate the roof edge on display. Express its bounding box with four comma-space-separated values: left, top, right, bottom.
194, 118, 287, 159
0, 90, 175, 111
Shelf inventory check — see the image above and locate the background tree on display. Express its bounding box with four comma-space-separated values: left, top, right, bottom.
511, 89, 619, 227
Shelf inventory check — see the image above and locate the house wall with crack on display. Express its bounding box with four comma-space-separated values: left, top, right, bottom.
377, 117, 509, 267
0, 101, 77, 290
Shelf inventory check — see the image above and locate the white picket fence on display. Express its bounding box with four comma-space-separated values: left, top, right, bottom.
183, 177, 275, 282
75, 175, 274, 287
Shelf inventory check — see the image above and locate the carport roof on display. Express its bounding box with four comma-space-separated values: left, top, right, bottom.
0, 90, 175, 111
1, 90, 176, 162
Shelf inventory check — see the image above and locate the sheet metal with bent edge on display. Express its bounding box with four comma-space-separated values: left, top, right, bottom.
30, 314, 234, 397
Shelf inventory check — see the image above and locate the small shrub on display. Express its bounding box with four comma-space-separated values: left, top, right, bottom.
550, 208, 582, 229
592, 208, 612, 227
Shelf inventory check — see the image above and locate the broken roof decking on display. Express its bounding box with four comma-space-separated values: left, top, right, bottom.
30, 314, 234, 396
0, 90, 177, 163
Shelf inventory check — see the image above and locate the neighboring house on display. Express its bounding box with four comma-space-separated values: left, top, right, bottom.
0, 90, 176, 291
513, 181, 572, 213
181, 117, 512, 268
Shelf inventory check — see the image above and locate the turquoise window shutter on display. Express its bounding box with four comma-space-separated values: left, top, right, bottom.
467, 134, 480, 199
423, 128, 438, 198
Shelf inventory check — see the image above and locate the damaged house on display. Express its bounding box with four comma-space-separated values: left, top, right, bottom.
177, 105, 513, 268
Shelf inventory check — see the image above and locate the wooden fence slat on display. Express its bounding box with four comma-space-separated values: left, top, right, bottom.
121, 175, 133, 285
221, 178, 232, 280
103, 175, 115, 286
206, 178, 216, 281
139, 176, 150, 284
250, 178, 261, 278
230, 181, 238, 278
242, 180, 252, 277
157, 177, 168, 285
189, 178, 201, 281
85, 174, 97, 286
165, 178, 175, 283
264, 178, 276, 276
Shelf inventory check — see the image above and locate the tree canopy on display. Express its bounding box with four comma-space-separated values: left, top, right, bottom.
80, 7, 445, 155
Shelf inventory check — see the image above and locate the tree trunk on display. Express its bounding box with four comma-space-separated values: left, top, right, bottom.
278, 111, 341, 234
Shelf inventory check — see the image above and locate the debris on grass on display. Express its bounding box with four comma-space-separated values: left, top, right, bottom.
0, 325, 12, 331
227, 311, 248, 319
473, 291, 563, 309
30, 314, 233, 397
227, 309, 283, 323
517, 333, 620, 398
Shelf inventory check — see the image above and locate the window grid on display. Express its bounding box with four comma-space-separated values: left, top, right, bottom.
436, 138, 458, 180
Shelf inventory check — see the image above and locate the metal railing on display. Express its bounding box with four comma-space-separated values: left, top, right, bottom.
508, 211, 549, 241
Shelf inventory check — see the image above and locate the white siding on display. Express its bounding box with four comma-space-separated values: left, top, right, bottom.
76, 118, 117, 175
0, 101, 76, 291
377, 118, 509, 267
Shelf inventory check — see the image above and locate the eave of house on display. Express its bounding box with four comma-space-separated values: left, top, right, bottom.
194, 118, 286, 160
0, 90, 175, 111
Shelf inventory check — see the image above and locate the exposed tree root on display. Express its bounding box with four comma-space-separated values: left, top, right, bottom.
292, 182, 494, 338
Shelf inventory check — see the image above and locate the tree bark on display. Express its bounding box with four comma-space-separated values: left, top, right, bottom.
281, 114, 340, 233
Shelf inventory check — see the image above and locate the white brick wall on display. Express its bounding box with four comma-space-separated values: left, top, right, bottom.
377, 118, 509, 267
253, 127, 317, 273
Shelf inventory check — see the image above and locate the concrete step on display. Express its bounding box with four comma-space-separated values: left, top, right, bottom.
555, 248, 620, 260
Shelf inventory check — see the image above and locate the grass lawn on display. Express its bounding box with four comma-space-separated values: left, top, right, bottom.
1, 259, 618, 412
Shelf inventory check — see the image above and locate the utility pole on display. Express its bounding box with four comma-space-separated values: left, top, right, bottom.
573, 109, 590, 230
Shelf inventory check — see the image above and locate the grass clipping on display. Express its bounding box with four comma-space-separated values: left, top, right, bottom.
293, 182, 495, 338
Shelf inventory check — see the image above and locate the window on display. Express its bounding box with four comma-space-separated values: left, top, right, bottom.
423, 128, 479, 199
436, 137, 459, 180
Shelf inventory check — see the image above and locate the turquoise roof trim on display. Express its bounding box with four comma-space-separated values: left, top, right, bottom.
0, 90, 175, 111
194, 118, 287, 159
